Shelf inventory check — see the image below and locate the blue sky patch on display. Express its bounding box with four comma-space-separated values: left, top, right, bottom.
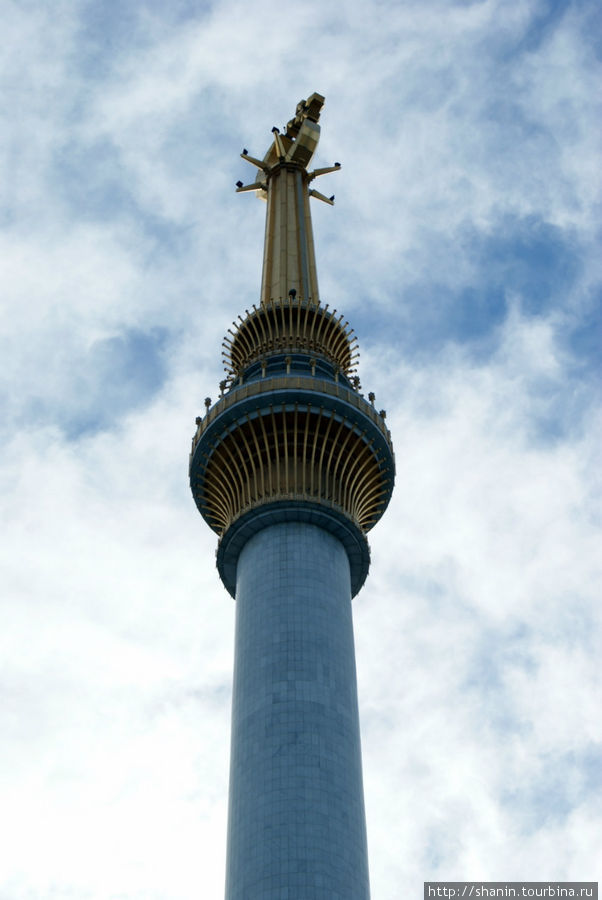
75, 1, 214, 77
53, 139, 136, 223
502, 745, 602, 833
562, 287, 602, 378
390, 213, 582, 361
394, 280, 507, 362
514, 1, 570, 55
478, 215, 581, 316
61, 326, 169, 439
52, 139, 198, 262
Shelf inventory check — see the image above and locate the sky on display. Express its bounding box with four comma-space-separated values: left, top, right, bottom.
1, 0, 601, 897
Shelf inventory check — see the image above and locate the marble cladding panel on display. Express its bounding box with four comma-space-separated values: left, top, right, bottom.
225, 522, 370, 900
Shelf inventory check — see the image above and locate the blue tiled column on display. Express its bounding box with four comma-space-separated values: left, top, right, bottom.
225, 521, 370, 900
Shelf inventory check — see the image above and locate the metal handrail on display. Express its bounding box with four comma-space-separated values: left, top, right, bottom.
190, 376, 392, 458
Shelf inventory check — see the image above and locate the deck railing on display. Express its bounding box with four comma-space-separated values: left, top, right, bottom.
190, 375, 392, 459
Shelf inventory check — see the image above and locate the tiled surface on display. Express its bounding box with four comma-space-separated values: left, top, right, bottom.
225, 522, 370, 899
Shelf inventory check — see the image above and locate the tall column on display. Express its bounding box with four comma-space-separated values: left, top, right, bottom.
189, 93, 395, 900
225, 522, 370, 899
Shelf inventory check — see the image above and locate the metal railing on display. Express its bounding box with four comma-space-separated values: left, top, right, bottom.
190, 375, 393, 459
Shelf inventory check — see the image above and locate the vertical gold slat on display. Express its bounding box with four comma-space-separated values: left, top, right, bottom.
301, 299, 310, 342
354, 469, 383, 514
265, 304, 275, 347
236, 316, 254, 360
324, 415, 347, 501
207, 479, 231, 532
218, 434, 247, 515
335, 430, 362, 509
257, 412, 273, 497
224, 432, 248, 511
253, 304, 268, 348
205, 447, 235, 525
278, 297, 286, 347
344, 438, 376, 517
195, 467, 228, 530
330, 316, 349, 359
329, 423, 355, 507
287, 292, 293, 345
208, 443, 238, 524
357, 497, 385, 531
314, 303, 329, 346
226, 328, 240, 373
336, 328, 356, 369
246, 308, 263, 352
293, 297, 302, 350
302, 405, 311, 495
322, 314, 334, 359
293, 404, 299, 495
356, 484, 387, 528
237, 421, 259, 502
270, 404, 280, 493
309, 406, 325, 497
308, 302, 319, 344
282, 403, 289, 494
353, 470, 384, 523
317, 410, 336, 499
246, 413, 266, 500
343, 436, 373, 513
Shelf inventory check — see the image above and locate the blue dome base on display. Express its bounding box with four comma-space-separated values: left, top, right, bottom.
216, 499, 370, 598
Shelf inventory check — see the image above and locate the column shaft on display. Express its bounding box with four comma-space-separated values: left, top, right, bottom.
225, 521, 370, 899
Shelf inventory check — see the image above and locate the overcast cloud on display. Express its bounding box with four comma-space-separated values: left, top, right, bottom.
1, 0, 601, 897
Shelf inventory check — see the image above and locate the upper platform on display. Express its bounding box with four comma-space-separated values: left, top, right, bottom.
223, 296, 359, 386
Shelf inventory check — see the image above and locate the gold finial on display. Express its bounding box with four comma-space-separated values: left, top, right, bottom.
237, 92, 327, 190
285, 94, 324, 139
235, 93, 342, 305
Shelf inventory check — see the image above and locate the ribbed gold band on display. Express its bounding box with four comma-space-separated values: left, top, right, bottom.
223, 298, 358, 383
194, 404, 391, 536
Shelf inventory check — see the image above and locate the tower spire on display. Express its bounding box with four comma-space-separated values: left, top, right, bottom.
237, 92, 339, 305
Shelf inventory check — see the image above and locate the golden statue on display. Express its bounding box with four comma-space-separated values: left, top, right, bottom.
236, 92, 340, 305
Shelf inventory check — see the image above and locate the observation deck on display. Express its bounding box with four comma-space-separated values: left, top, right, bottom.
189, 92, 395, 595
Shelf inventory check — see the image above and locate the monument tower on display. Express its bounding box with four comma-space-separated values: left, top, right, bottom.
189, 93, 395, 899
